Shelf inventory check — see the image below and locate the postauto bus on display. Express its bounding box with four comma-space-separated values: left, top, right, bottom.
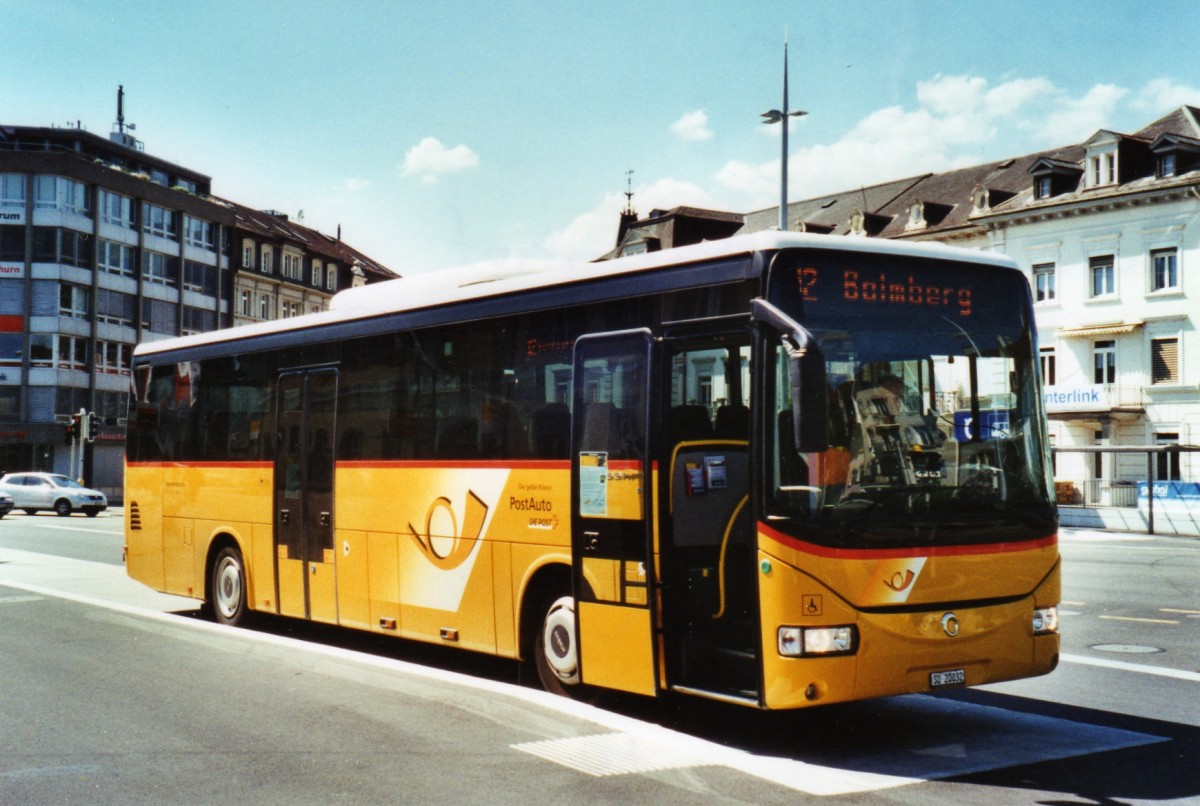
125, 231, 1059, 708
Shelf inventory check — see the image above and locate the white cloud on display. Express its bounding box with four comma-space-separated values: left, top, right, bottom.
1133, 78, 1200, 114
543, 177, 715, 261
715, 74, 1144, 210
1040, 83, 1128, 144
400, 137, 480, 184
670, 109, 713, 142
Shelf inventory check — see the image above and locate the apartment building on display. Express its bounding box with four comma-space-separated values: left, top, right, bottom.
0, 122, 394, 499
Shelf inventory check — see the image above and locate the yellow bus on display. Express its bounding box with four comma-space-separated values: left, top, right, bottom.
125, 231, 1060, 708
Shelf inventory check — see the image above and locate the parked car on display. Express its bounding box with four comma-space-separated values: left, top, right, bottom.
0, 473, 108, 517
0, 490, 12, 518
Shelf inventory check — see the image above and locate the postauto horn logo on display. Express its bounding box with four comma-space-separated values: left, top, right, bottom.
408, 491, 489, 571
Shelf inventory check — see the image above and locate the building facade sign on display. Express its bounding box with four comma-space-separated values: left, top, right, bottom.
0, 262, 24, 278
1044, 385, 1109, 413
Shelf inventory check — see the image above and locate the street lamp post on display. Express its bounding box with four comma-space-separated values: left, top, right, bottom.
762, 38, 807, 231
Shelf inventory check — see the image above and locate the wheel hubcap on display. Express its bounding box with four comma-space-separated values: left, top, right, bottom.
216, 557, 242, 618
542, 597, 579, 683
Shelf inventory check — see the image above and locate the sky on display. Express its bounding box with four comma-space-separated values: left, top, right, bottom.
3, 1, 1200, 276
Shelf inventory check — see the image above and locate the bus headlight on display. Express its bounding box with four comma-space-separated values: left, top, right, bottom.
1032, 607, 1059, 635
778, 625, 858, 657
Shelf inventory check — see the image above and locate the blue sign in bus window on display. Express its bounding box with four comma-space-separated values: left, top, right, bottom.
953, 410, 1010, 442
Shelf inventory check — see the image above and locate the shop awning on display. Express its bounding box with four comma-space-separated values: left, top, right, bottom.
1056, 321, 1143, 338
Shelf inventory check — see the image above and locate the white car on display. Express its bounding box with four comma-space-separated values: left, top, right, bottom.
0, 473, 108, 517
0, 490, 11, 518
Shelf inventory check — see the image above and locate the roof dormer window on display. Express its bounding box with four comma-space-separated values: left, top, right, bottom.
1029, 157, 1083, 201
1088, 151, 1117, 188
905, 200, 926, 231
1150, 132, 1200, 178
1158, 153, 1177, 178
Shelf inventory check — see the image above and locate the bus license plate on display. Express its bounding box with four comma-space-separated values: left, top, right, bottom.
929, 669, 965, 688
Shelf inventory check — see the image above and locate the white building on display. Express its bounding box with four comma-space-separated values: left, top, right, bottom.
975, 108, 1199, 504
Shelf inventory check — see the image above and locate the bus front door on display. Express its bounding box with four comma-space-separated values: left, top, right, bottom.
570, 331, 657, 696
274, 369, 339, 624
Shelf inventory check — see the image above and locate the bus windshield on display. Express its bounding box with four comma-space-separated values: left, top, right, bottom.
766, 248, 1055, 547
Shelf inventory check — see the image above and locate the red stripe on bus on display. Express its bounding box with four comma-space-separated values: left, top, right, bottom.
125, 461, 273, 469
336, 459, 570, 470
758, 521, 1057, 560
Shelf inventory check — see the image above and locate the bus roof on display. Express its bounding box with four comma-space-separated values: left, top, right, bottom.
133, 231, 1019, 359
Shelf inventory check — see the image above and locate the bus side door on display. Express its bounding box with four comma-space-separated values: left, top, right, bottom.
570, 330, 657, 696
274, 369, 338, 623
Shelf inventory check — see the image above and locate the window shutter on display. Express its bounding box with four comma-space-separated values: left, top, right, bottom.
1151, 338, 1179, 384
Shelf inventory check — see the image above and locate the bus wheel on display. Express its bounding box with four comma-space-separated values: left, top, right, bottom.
536, 595, 582, 696
210, 545, 248, 626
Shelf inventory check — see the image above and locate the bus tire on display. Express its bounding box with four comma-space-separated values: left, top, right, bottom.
535, 595, 583, 696
209, 545, 248, 626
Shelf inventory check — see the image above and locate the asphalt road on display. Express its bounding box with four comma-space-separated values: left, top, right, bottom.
1, 511, 1196, 804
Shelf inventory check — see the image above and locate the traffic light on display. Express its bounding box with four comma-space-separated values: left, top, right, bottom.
64, 414, 79, 445
85, 411, 98, 443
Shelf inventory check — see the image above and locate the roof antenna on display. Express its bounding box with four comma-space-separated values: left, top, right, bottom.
111, 85, 141, 150
623, 168, 635, 216
115, 85, 136, 136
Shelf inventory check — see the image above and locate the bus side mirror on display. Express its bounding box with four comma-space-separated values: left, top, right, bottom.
752, 298, 830, 454
784, 338, 829, 453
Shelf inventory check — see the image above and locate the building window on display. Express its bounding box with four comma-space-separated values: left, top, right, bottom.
239, 290, 251, 317
1158, 153, 1177, 178
34, 176, 90, 215
99, 189, 134, 228
261, 248, 273, 274
96, 289, 136, 327
312, 260, 324, 288
57, 335, 89, 370
141, 299, 178, 335
0, 225, 22, 261
1089, 255, 1115, 297
1151, 338, 1179, 385
242, 242, 254, 269
143, 251, 179, 286
1155, 432, 1181, 481
282, 252, 302, 280
182, 306, 215, 335
326, 265, 337, 291
1033, 263, 1056, 302
1151, 248, 1178, 292
142, 203, 177, 240
184, 217, 215, 250
95, 341, 132, 375
1093, 339, 1116, 384
259, 293, 271, 320
32, 227, 92, 268
0, 173, 26, 208
1033, 176, 1052, 200
59, 284, 89, 318
183, 260, 216, 295
1039, 346, 1056, 386
28, 333, 53, 366
98, 239, 136, 277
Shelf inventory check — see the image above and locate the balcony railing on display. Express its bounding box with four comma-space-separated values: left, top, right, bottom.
1055, 479, 1139, 508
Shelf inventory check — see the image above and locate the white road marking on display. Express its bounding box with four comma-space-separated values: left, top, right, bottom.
1061, 653, 1200, 683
